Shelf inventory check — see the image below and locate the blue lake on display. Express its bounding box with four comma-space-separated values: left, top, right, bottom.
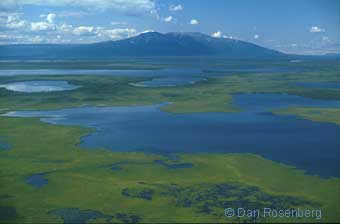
0, 81, 80, 93
0, 68, 202, 77
3, 93, 340, 178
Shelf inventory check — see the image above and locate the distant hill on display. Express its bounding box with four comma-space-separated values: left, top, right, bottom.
0, 32, 286, 59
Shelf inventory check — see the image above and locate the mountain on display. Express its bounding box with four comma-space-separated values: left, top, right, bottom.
0, 32, 286, 59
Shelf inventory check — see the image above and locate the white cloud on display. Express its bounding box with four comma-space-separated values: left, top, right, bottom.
310, 26, 325, 33
223, 35, 233, 39
72, 26, 138, 40
169, 4, 183, 11
31, 21, 55, 31
0, 34, 33, 44
211, 32, 234, 39
2, 15, 27, 30
98, 28, 137, 40
7, 23, 139, 43
7, 18, 26, 29
29, 13, 57, 32
190, 19, 198, 25
0, 0, 156, 12
6, 20, 26, 29
0, 33, 53, 44
73, 26, 95, 35
30, 35, 44, 43
164, 16, 173, 22
7, 15, 16, 23
212, 31, 222, 38
58, 23, 73, 32
46, 13, 56, 23
254, 34, 260, 39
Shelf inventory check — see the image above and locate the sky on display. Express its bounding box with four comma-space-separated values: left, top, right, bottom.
0, 0, 339, 55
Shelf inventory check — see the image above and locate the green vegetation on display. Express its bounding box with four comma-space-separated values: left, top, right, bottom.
274, 107, 340, 125
1, 66, 340, 115
0, 117, 340, 223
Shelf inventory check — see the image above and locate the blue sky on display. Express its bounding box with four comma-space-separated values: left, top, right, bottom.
0, 0, 339, 54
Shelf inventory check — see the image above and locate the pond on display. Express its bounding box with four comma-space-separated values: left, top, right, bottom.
3, 93, 340, 178
0, 137, 10, 150
0, 142, 10, 150
0, 81, 80, 93
26, 173, 48, 188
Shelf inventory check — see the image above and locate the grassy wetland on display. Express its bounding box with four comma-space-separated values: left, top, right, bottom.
1, 58, 340, 223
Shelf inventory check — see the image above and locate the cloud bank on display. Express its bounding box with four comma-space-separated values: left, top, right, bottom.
1, 0, 156, 12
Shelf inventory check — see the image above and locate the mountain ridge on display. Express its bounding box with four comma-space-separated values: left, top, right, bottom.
0, 31, 286, 59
